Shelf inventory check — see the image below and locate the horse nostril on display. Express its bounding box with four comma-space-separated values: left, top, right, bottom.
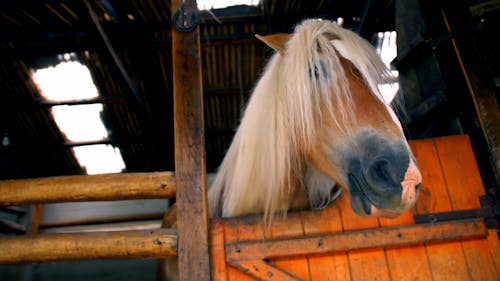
370, 160, 392, 184
415, 183, 421, 191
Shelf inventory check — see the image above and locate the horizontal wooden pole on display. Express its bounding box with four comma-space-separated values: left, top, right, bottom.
0, 172, 176, 206
0, 228, 177, 264
227, 218, 488, 261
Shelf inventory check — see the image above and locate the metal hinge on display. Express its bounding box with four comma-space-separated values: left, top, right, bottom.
414, 195, 500, 229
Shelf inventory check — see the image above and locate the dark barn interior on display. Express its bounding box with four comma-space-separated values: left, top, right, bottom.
0, 0, 402, 180
0, 0, 499, 280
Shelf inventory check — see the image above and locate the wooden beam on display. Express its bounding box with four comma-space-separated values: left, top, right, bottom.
3, 136, 144, 150
61, 137, 142, 147
0, 218, 26, 234
0, 172, 176, 206
84, 0, 145, 111
439, 5, 500, 189
235, 260, 301, 281
226, 219, 488, 262
38, 96, 128, 107
0, 228, 177, 264
1, 96, 127, 112
29, 204, 44, 234
171, 0, 211, 280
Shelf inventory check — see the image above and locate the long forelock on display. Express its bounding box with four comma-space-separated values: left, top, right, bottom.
326, 23, 395, 104
280, 19, 394, 151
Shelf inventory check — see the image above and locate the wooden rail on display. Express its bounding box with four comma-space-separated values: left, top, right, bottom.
226, 219, 488, 262
0, 172, 176, 206
0, 172, 178, 264
0, 228, 177, 264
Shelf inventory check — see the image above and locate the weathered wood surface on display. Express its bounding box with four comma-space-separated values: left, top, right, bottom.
210, 135, 500, 281
171, 0, 211, 280
0, 228, 177, 264
226, 219, 487, 262
414, 136, 498, 280
0, 172, 176, 205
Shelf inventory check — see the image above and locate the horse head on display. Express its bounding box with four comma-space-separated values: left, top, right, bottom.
255, 20, 422, 218
208, 19, 422, 221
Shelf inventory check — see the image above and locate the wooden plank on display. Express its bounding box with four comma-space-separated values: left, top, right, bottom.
410, 138, 471, 281
226, 219, 487, 261
487, 229, 500, 280
211, 219, 228, 281
0, 228, 177, 264
29, 204, 44, 234
335, 187, 391, 281
224, 215, 266, 281
171, 0, 210, 280
379, 197, 433, 280
435, 136, 497, 281
410, 139, 451, 214
0, 172, 176, 206
374, 141, 432, 281
234, 260, 301, 281
302, 205, 350, 281
434, 136, 483, 210
347, 248, 389, 281
269, 213, 310, 281
379, 218, 433, 281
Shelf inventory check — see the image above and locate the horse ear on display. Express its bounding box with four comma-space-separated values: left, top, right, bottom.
255, 33, 290, 55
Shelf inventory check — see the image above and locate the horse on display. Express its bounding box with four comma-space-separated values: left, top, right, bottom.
164, 18, 422, 280
208, 19, 421, 222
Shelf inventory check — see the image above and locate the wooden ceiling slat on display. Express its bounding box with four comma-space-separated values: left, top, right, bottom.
45, 3, 73, 27
59, 3, 78, 20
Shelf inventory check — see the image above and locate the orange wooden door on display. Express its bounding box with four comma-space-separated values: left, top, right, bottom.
210, 135, 500, 281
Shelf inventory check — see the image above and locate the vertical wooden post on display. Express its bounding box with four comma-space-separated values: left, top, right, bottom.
171, 0, 211, 280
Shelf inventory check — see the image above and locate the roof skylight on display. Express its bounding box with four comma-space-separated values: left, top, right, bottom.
50, 104, 108, 142
32, 55, 125, 175
73, 145, 125, 175
197, 0, 257, 10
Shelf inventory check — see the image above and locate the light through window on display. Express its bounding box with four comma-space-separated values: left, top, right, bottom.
32, 54, 125, 175
197, 0, 257, 10
375, 31, 399, 103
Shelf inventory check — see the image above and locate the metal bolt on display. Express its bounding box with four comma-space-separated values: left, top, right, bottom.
173, 4, 199, 33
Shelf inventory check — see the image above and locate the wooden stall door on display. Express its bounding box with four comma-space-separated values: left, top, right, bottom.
210, 135, 500, 281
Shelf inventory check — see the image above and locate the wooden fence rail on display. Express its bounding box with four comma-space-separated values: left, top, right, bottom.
0, 228, 177, 264
0, 172, 176, 206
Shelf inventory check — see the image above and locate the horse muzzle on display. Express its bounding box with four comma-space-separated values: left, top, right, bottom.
346, 134, 422, 218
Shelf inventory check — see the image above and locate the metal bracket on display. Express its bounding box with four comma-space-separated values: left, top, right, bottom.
173, 3, 199, 33
414, 195, 500, 229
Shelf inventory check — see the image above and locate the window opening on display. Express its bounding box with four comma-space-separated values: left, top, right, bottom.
31, 53, 125, 175
375, 31, 399, 103
197, 0, 257, 10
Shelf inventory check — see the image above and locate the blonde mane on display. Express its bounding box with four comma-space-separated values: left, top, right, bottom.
207, 19, 393, 223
